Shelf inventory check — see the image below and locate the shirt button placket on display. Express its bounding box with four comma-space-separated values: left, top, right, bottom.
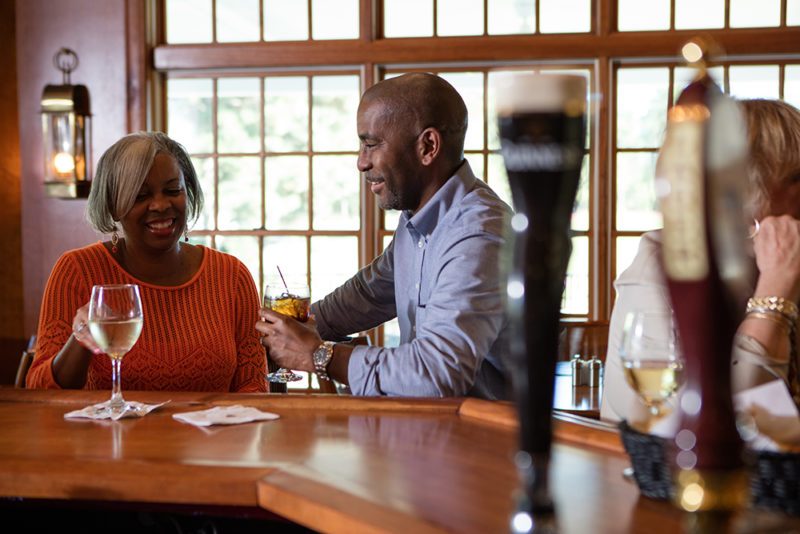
416, 239, 425, 298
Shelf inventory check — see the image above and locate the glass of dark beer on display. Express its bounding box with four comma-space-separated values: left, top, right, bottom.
496, 73, 587, 533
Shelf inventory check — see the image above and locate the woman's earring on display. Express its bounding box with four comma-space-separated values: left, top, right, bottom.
748, 219, 760, 239
111, 229, 120, 253
184, 228, 190, 243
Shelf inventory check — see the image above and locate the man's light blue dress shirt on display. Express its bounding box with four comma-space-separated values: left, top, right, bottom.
312, 160, 511, 399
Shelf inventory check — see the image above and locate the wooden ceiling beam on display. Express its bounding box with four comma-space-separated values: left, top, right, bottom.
154, 28, 800, 71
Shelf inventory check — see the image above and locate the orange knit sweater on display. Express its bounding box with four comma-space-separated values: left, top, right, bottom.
27, 243, 267, 393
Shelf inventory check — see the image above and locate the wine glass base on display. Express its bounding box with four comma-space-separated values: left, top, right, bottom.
267, 369, 303, 383
88, 400, 128, 419
85, 400, 153, 420
67, 399, 169, 421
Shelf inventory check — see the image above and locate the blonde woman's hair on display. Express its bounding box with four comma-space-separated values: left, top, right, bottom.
86, 132, 203, 234
739, 99, 800, 219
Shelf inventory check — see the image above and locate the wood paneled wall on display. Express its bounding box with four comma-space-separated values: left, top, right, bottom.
0, 0, 23, 340
0, 0, 25, 383
16, 0, 132, 336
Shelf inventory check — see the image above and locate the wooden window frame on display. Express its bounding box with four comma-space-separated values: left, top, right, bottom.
127, 0, 800, 324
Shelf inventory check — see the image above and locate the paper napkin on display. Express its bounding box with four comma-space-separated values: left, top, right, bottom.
65, 400, 169, 421
735, 379, 800, 451
172, 405, 280, 427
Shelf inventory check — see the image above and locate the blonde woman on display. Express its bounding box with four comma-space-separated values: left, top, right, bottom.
602, 99, 800, 422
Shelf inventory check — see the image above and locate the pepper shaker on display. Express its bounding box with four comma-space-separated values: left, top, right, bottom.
570, 354, 585, 387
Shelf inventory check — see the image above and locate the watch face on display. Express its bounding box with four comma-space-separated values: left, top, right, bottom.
313, 342, 333, 381
314, 343, 332, 368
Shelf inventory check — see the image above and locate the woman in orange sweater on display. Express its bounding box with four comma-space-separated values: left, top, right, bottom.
27, 132, 267, 393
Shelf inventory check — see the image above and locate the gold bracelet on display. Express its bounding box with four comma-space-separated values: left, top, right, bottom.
745, 311, 791, 334
747, 296, 799, 322
750, 298, 800, 407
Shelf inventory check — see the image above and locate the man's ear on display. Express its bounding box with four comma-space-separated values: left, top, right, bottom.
418, 127, 442, 166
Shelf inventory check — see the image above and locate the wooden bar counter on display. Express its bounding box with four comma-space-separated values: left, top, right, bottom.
0, 388, 794, 533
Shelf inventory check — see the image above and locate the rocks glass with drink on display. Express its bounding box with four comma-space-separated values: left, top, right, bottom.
264, 283, 311, 384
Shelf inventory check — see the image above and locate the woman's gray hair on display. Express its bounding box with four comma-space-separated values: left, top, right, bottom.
86, 131, 203, 234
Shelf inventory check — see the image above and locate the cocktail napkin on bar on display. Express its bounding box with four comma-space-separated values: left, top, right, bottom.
735, 379, 800, 451
64, 400, 170, 421
172, 405, 280, 427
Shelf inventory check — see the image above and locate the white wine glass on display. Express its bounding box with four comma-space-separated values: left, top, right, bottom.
87, 284, 144, 417
264, 283, 310, 384
619, 310, 685, 420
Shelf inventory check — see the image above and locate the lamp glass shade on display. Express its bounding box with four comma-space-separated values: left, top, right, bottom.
40, 83, 91, 198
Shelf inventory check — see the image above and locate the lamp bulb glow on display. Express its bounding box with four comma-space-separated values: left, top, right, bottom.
53, 152, 75, 173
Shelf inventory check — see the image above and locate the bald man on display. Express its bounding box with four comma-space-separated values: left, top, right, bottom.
257, 73, 511, 399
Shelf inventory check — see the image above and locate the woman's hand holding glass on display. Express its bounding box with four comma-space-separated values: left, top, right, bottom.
620, 310, 685, 422
72, 303, 103, 354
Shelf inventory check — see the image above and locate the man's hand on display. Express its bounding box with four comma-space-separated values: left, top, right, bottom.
255, 308, 321, 372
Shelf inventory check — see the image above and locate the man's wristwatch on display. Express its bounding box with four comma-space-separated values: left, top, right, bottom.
312, 341, 335, 381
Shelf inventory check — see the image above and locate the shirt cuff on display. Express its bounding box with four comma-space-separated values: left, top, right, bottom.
347, 344, 379, 396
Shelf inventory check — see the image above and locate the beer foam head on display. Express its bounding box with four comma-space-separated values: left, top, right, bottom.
494, 73, 587, 116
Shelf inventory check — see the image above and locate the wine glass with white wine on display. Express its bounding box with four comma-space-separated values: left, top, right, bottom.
620, 309, 685, 421
87, 284, 144, 418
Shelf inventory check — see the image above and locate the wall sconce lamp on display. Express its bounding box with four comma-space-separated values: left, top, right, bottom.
41, 48, 92, 199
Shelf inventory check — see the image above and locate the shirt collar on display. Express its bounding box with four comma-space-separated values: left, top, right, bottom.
400, 160, 477, 239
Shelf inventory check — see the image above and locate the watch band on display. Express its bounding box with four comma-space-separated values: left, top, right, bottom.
313, 341, 335, 381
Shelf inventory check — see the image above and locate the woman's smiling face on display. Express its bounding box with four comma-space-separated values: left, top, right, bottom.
118, 153, 187, 254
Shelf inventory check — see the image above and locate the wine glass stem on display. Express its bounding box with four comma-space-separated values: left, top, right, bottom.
110, 357, 124, 409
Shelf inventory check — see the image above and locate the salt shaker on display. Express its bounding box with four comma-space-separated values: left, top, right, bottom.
587, 356, 602, 388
